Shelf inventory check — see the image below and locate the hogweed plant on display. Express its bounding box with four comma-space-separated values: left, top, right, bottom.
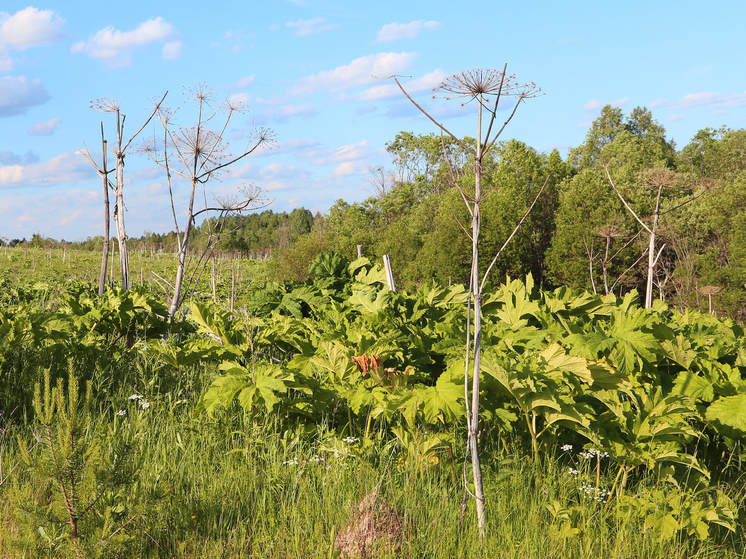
390, 65, 542, 537
143, 84, 275, 319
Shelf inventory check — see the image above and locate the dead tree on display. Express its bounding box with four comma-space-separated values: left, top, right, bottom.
143, 84, 274, 319
604, 166, 710, 308
391, 66, 541, 537
80, 93, 167, 292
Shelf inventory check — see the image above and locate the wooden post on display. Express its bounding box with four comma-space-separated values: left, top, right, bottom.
383, 255, 396, 292
357, 244, 363, 259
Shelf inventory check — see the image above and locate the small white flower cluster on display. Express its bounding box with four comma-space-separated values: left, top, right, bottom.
567, 467, 579, 475
579, 448, 609, 460
342, 436, 358, 444
579, 482, 611, 504
561, 444, 573, 452
128, 394, 151, 410
117, 410, 127, 416
282, 455, 333, 469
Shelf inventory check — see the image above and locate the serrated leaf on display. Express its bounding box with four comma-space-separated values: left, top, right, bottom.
705, 394, 746, 438
671, 372, 714, 402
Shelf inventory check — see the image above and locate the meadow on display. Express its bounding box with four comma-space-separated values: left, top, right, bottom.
0, 247, 745, 558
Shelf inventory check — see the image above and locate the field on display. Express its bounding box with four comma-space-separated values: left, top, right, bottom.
0, 247, 745, 558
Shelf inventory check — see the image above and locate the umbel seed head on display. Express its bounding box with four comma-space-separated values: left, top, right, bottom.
435, 68, 540, 103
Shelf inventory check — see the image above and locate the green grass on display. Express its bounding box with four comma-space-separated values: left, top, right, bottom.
0, 246, 270, 310
1, 249, 744, 558
1, 362, 744, 558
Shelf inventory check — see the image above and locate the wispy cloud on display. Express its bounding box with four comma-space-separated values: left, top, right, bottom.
161, 40, 182, 60
0, 7, 65, 69
343, 69, 447, 101
0, 152, 91, 188
0, 75, 50, 117
312, 140, 372, 166
650, 91, 746, 109
667, 114, 684, 122
71, 17, 179, 68
263, 102, 316, 122
374, 20, 440, 42
332, 160, 368, 176
286, 17, 338, 37
0, 150, 38, 165
232, 75, 256, 90
28, 117, 62, 136
292, 52, 418, 95
583, 97, 630, 111
57, 208, 82, 227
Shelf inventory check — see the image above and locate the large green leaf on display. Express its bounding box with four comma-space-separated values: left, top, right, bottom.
705, 394, 746, 438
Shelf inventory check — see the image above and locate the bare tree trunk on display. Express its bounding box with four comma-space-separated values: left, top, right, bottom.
644, 186, 663, 308
98, 134, 110, 296
114, 149, 130, 290
168, 177, 197, 319
469, 96, 486, 536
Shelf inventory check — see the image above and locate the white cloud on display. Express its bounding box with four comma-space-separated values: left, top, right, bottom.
0, 52, 12, 71
0, 7, 65, 51
313, 140, 371, 166
346, 69, 447, 101
332, 161, 368, 176
0, 189, 101, 240
161, 40, 182, 60
71, 17, 178, 67
28, 117, 62, 135
0, 75, 50, 117
0, 152, 92, 188
229, 92, 252, 106
292, 52, 418, 94
232, 75, 256, 89
0, 150, 38, 165
263, 102, 316, 122
57, 209, 82, 227
667, 114, 684, 122
286, 17, 338, 37
375, 20, 440, 43
583, 97, 630, 111
248, 138, 322, 159
655, 91, 746, 109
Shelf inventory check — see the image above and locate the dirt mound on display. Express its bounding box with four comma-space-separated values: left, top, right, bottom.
334, 490, 404, 558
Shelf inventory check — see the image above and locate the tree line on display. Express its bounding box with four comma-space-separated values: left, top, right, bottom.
274, 106, 746, 321
11, 105, 745, 320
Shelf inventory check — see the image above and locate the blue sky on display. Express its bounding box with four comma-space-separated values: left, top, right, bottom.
1, 0, 745, 242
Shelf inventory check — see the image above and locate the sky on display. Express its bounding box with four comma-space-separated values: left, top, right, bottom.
1, 0, 745, 242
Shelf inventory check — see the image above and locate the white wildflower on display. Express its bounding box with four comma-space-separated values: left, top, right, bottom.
561, 444, 573, 452
579, 448, 609, 460
117, 410, 127, 416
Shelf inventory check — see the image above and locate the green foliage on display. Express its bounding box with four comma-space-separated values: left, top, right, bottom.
1, 263, 746, 554
12, 367, 149, 556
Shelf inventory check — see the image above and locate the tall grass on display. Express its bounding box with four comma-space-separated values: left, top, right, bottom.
1, 356, 743, 558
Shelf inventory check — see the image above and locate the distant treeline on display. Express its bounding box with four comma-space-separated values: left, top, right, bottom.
10, 105, 746, 320
14, 208, 318, 259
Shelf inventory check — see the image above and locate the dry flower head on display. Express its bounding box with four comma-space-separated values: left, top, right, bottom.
435, 68, 540, 104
